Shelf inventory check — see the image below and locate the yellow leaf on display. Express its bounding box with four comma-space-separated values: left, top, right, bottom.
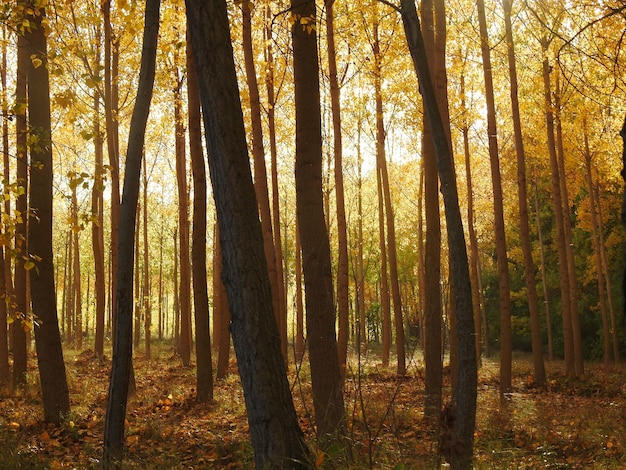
315, 450, 325, 467
24, 260, 35, 271
8, 421, 20, 431
30, 54, 43, 69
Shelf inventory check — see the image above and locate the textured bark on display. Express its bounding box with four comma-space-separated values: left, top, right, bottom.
503, 0, 546, 385
291, 0, 345, 441
213, 230, 230, 381
102, 1, 160, 464
0, 29, 10, 386
187, 34, 213, 401
13, 29, 28, 390
26, 2, 71, 424
295, 224, 305, 361
326, 0, 350, 373
241, 2, 284, 361
186, 1, 310, 466
420, 0, 443, 423
540, 39, 575, 375
174, 62, 192, 367
399, 3, 476, 468
142, 157, 151, 359
476, 0, 513, 397
554, 73, 583, 376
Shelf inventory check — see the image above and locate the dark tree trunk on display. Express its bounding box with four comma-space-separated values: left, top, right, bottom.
399, 3, 477, 468
185, 1, 310, 467
26, 2, 71, 424
187, 32, 213, 402
291, 0, 345, 441
13, 27, 28, 391
102, 0, 160, 465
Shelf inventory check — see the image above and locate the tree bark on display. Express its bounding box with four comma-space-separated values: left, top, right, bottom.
26, 1, 71, 424
503, 0, 546, 385
325, 0, 350, 374
476, 0, 513, 398
540, 38, 575, 375
420, 0, 443, 423
291, 0, 345, 441
187, 32, 213, 401
103, 0, 160, 464
185, 1, 310, 466
399, 3, 477, 467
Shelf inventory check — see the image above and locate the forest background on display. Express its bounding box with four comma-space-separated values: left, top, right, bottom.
1, 0, 626, 468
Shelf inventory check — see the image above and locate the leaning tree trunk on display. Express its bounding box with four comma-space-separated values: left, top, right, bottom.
619, 114, 626, 327
399, 3, 476, 468
185, 0, 311, 467
26, 2, 71, 425
103, 0, 160, 465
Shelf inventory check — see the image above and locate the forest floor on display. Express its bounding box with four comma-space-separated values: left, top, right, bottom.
0, 342, 625, 469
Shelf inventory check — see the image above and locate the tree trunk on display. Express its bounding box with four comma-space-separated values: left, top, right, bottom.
295, 223, 305, 361
476, 0, 513, 397
102, 0, 121, 332
373, 15, 406, 375
174, 63, 192, 367
0, 28, 10, 387
420, 0, 443, 423
71, 184, 83, 350
93, 46, 106, 357
26, 2, 71, 424
102, 0, 160, 464
540, 38, 575, 375
377, 146, 391, 363
142, 157, 151, 359
503, 0, 546, 385
554, 71, 583, 376
13, 29, 28, 391
291, 0, 345, 441
186, 1, 310, 466
240, 1, 285, 362
534, 179, 554, 361
325, 0, 350, 374
263, 3, 288, 368
187, 32, 213, 401
213, 229, 230, 381
399, 4, 477, 467
582, 124, 611, 365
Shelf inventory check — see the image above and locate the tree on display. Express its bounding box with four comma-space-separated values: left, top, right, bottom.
185, 0, 310, 466
187, 31, 213, 402
291, 0, 346, 441
103, 0, 160, 464
399, 2, 477, 467
325, 0, 350, 374
26, 1, 71, 424
503, 0, 546, 385
476, 0, 513, 398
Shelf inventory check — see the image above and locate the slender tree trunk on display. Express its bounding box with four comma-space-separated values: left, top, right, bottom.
71, 185, 83, 350
240, 1, 284, 362
534, 178, 554, 361
187, 32, 213, 401
377, 150, 391, 364
372, 13, 406, 374
420, 0, 443, 423
102, 0, 121, 332
263, 3, 288, 369
325, 0, 350, 374
174, 64, 192, 367
583, 125, 611, 365
295, 223, 305, 361
26, 1, 71, 424
356, 116, 366, 352
554, 71, 583, 375
186, 1, 311, 465
540, 38, 575, 375
0, 27, 10, 386
503, 0, 545, 385
142, 157, 151, 359
133, 210, 141, 349
13, 29, 28, 390
93, 46, 106, 357
0, 245, 8, 386
399, 4, 477, 467
158, 225, 163, 341
291, 0, 345, 441
103, 1, 160, 464
476, 0, 513, 397
213, 229, 230, 380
